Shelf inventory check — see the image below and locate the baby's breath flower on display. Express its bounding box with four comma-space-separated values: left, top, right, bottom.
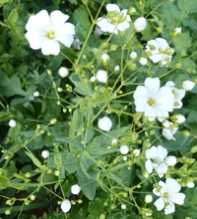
153, 178, 185, 215
187, 181, 195, 188
25, 10, 75, 55
97, 4, 131, 34
121, 204, 127, 209
133, 149, 140, 157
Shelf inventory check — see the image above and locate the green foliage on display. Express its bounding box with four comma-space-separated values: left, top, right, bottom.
0, 0, 197, 218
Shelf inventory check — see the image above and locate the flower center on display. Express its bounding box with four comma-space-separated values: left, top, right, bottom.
147, 98, 156, 107
107, 11, 126, 24
162, 192, 169, 201
46, 30, 56, 40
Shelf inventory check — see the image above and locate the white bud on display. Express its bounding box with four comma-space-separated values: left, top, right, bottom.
112, 138, 118, 145
123, 156, 127, 161
139, 57, 148, 66
121, 204, 127, 210
134, 17, 147, 32
174, 27, 182, 35
114, 65, 120, 72
98, 116, 112, 132
145, 194, 153, 203
101, 53, 110, 62
182, 80, 195, 91
41, 150, 50, 159
133, 149, 140, 157
61, 199, 71, 213
33, 91, 40, 97
130, 51, 138, 59
71, 184, 81, 195
96, 70, 108, 83
90, 76, 96, 82
187, 181, 195, 188
120, 145, 129, 155
58, 67, 69, 78
174, 114, 186, 124
8, 119, 16, 128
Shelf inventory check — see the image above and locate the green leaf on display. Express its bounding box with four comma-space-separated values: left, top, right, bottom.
63, 152, 79, 174
0, 72, 25, 97
77, 169, 96, 200
0, 175, 11, 189
73, 6, 91, 41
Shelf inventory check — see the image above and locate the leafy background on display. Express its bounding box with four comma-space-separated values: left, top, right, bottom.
0, 0, 197, 218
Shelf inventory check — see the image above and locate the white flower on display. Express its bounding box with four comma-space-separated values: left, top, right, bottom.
58, 67, 69, 78
25, 10, 75, 56
61, 199, 71, 213
162, 120, 178, 140
41, 150, 50, 159
145, 194, 153, 203
98, 116, 112, 132
96, 70, 108, 83
96, 4, 131, 34
8, 119, 16, 128
33, 91, 40, 97
120, 145, 129, 155
166, 81, 186, 109
139, 57, 148, 65
71, 184, 81, 195
153, 178, 185, 215
134, 78, 174, 120
134, 17, 147, 32
145, 145, 176, 177
130, 51, 138, 59
146, 38, 174, 66
187, 181, 195, 188
182, 80, 195, 91
172, 114, 186, 124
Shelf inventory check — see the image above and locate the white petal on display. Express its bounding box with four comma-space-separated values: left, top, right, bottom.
97, 18, 116, 33
166, 156, 177, 166
41, 40, 60, 56
164, 203, 175, 215
117, 21, 130, 32
106, 4, 120, 12
144, 77, 160, 93
25, 31, 43, 49
145, 160, 153, 173
50, 10, 69, 26
154, 198, 165, 211
156, 163, 168, 177
157, 145, 168, 160
166, 178, 181, 193
61, 199, 71, 213
155, 38, 169, 49
171, 193, 185, 205
182, 80, 195, 91
26, 10, 50, 32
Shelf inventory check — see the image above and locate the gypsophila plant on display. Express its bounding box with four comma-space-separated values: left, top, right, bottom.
0, 0, 197, 218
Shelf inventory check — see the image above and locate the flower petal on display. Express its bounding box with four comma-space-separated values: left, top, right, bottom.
41, 40, 60, 56
145, 160, 153, 173
154, 198, 165, 211
144, 77, 160, 93
164, 202, 175, 215
106, 4, 120, 12
25, 31, 43, 49
171, 193, 185, 205
50, 10, 69, 26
